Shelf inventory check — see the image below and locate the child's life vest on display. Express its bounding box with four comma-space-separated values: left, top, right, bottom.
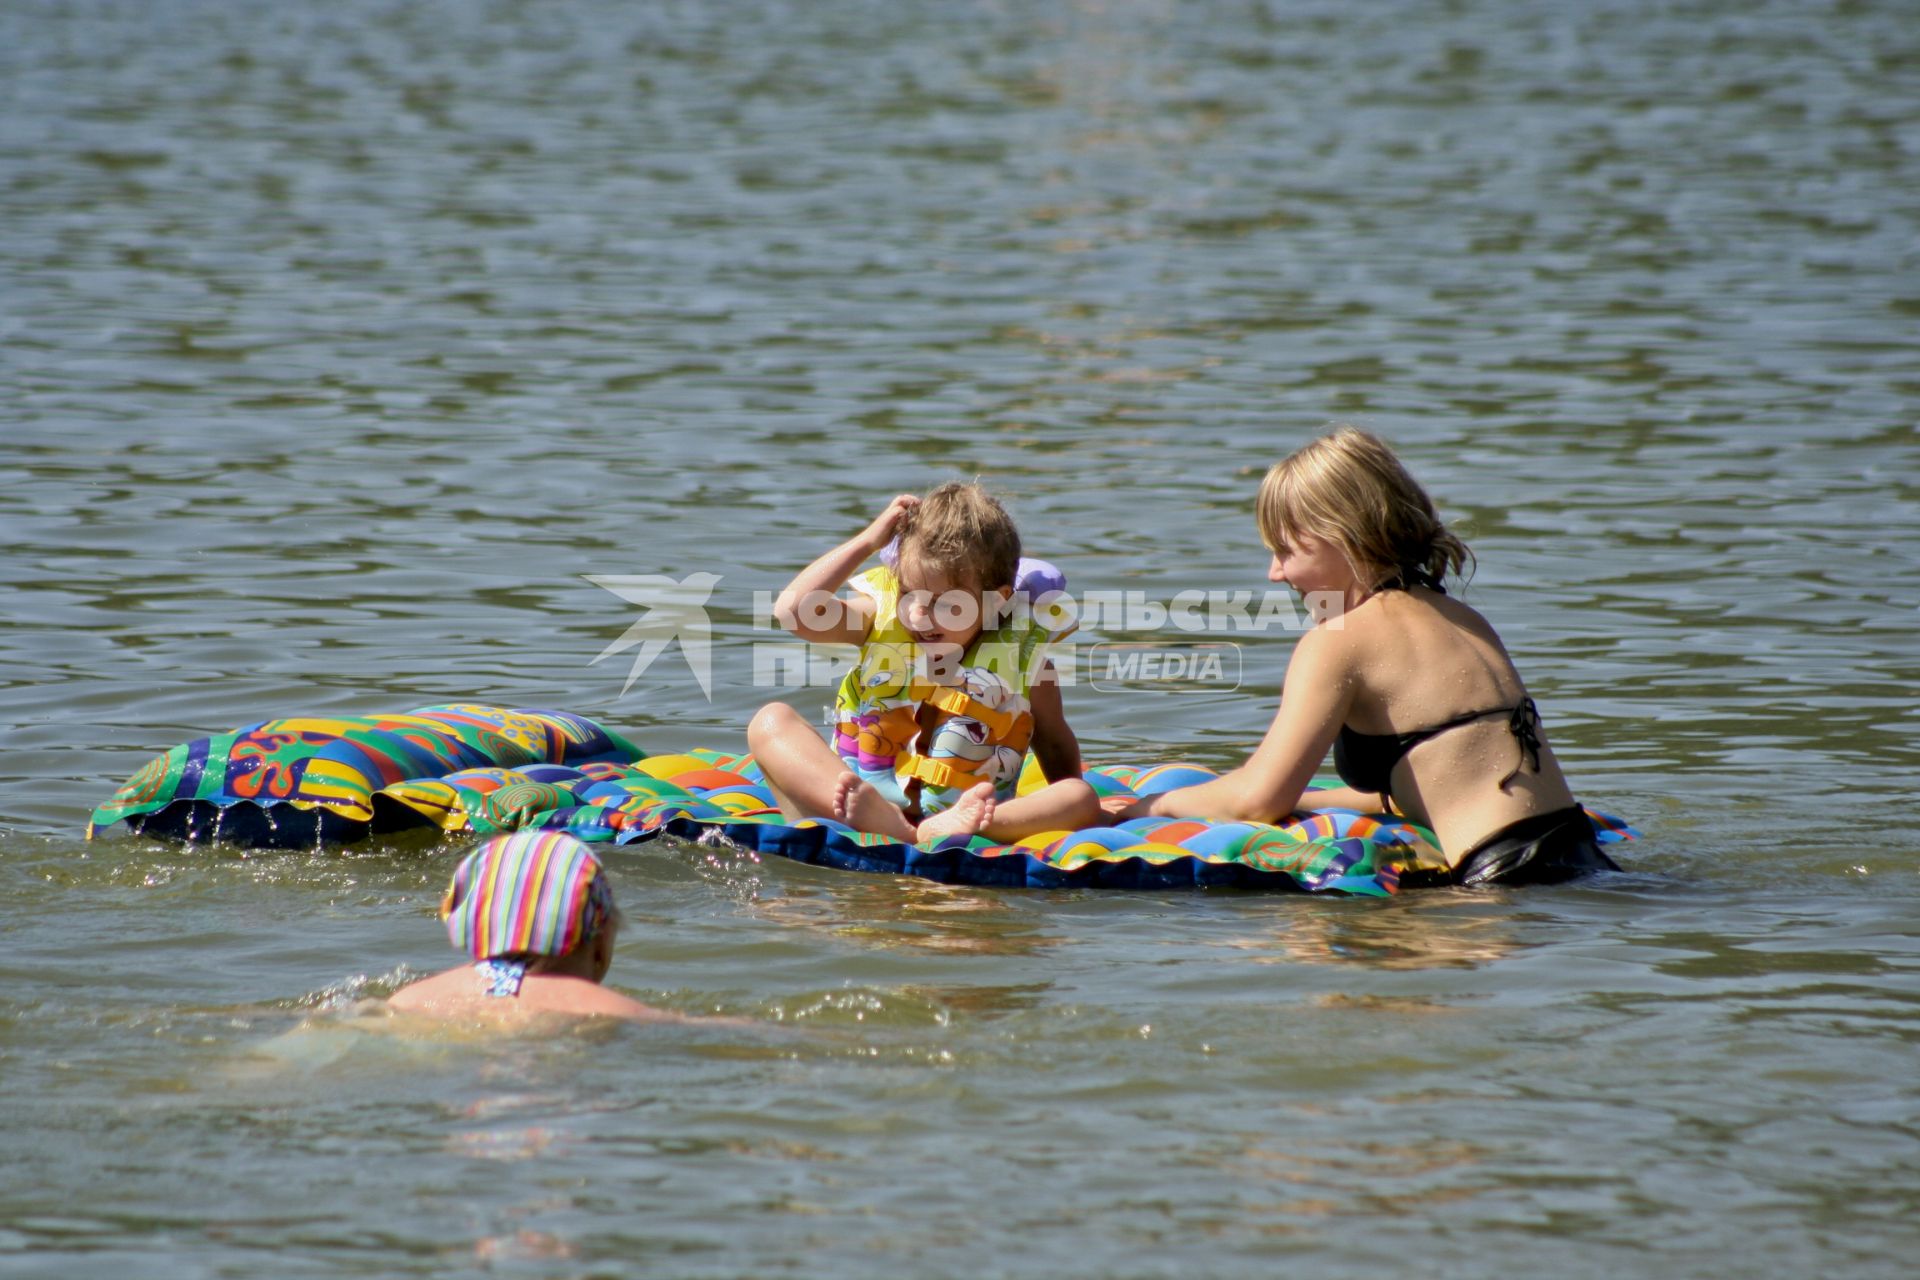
831, 560, 1076, 816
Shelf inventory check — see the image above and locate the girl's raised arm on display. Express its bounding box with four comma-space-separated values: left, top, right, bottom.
772, 495, 919, 646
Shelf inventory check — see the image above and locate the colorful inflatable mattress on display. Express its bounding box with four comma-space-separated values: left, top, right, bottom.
89, 704, 1635, 895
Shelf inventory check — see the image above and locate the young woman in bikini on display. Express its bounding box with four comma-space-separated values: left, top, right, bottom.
1104, 426, 1618, 886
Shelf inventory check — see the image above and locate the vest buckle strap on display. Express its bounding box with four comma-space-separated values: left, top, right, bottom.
895, 753, 990, 793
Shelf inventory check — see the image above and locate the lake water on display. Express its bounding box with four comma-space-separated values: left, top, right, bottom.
3, 0, 1917, 1275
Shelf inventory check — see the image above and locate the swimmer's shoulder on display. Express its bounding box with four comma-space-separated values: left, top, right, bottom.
386, 966, 474, 1013
516, 975, 678, 1021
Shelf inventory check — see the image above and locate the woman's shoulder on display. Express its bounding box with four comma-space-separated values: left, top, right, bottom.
1313, 589, 1507, 683
1285, 608, 1367, 689
1345, 585, 1500, 641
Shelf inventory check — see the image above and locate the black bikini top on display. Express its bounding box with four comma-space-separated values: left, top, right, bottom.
1332, 567, 1542, 797
1334, 697, 1544, 797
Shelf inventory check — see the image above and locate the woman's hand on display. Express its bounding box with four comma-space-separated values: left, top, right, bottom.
861, 494, 920, 553
1100, 793, 1152, 822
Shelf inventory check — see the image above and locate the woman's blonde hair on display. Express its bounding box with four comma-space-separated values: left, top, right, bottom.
898, 482, 1022, 589
1256, 426, 1473, 590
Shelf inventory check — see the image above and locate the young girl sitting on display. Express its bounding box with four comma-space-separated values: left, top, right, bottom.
747, 483, 1100, 844
1104, 427, 1621, 886
388, 830, 672, 1020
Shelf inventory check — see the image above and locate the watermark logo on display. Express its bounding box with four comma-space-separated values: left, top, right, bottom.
1087, 642, 1242, 692
589, 576, 1337, 700
585, 572, 721, 698
747, 587, 1341, 635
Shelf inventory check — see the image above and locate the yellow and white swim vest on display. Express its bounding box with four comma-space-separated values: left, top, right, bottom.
831, 563, 1075, 815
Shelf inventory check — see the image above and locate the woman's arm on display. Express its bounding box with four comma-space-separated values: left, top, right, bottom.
772, 495, 917, 645
1134, 626, 1356, 824
1026, 660, 1083, 782
1292, 784, 1394, 815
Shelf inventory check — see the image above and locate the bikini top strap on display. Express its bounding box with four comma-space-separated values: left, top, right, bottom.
1373, 566, 1447, 595
1497, 697, 1543, 789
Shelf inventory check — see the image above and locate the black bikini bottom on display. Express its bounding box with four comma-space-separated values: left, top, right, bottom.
1449, 805, 1620, 887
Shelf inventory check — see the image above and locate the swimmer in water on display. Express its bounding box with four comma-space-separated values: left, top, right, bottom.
388, 830, 674, 1020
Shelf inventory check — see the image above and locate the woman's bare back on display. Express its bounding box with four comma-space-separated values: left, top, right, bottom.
1338, 589, 1578, 855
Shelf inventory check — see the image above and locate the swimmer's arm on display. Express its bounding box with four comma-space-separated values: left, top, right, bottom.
1027, 661, 1084, 782
1137, 627, 1352, 824
773, 494, 918, 645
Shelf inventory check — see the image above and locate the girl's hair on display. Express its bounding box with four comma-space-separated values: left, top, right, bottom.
897, 482, 1021, 589
1256, 426, 1474, 589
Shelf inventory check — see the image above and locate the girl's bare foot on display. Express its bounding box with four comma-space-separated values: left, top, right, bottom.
830, 771, 864, 823
915, 782, 996, 844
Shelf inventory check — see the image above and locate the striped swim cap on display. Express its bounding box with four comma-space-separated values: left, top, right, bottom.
441, 831, 615, 960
